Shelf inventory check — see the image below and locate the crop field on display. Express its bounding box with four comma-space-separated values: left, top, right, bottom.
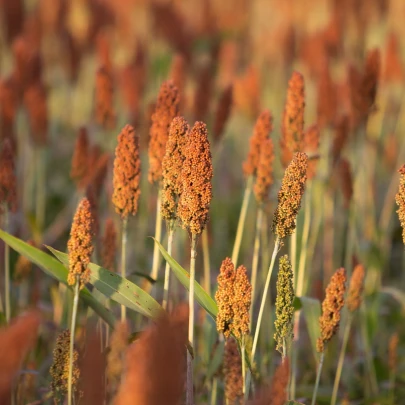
0, 0, 404, 404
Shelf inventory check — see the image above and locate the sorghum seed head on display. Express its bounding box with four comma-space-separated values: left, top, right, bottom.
395, 164, 405, 244
317, 268, 346, 352
50, 330, 80, 401
213, 85, 233, 143
148, 80, 180, 184
274, 255, 295, 354
303, 124, 320, 180
161, 116, 189, 225
388, 332, 399, 371
112, 125, 141, 219
102, 218, 117, 272
361, 48, 380, 117
317, 62, 337, 129
331, 115, 349, 164
232, 265, 252, 339
269, 359, 290, 405
70, 127, 89, 189
168, 53, 186, 110
215, 257, 236, 338
224, 338, 243, 404
347, 264, 365, 312
177, 121, 213, 235
95, 65, 116, 130
253, 137, 274, 203
0, 138, 17, 212
280, 71, 305, 167
272, 152, 308, 239
67, 198, 95, 288
243, 109, 273, 177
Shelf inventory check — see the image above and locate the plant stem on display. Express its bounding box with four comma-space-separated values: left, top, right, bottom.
120, 218, 128, 321
4, 206, 10, 322
231, 176, 253, 266
187, 233, 198, 405
210, 377, 218, 405
151, 191, 162, 283
311, 352, 325, 405
68, 280, 80, 405
241, 337, 246, 395
250, 206, 263, 330
331, 315, 352, 405
35, 147, 46, 236
202, 229, 211, 296
162, 227, 174, 311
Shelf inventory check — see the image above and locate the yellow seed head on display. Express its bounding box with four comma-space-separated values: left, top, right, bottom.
232, 265, 252, 339
347, 264, 365, 312
395, 164, 405, 244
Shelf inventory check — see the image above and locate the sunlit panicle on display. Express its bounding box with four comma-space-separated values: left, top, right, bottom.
253, 137, 274, 203
232, 265, 252, 339
395, 164, 405, 244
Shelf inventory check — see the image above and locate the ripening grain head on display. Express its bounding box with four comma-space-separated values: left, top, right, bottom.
95, 65, 116, 130
224, 338, 243, 405
102, 218, 117, 272
70, 127, 89, 189
0, 138, 17, 213
232, 265, 252, 338
303, 124, 320, 179
395, 164, 405, 244
253, 137, 274, 203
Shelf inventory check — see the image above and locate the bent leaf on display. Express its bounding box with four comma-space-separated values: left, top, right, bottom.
0, 230, 115, 328
47, 247, 163, 320
153, 238, 218, 320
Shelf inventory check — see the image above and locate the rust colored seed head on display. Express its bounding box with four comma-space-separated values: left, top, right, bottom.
272, 152, 308, 239
193, 63, 213, 122
360, 48, 380, 117
254, 137, 274, 203
169, 53, 186, 110
67, 198, 95, 288
347, 264, 365, 312
317, 268, 346, 353
0, 77, 18, 130
95, 65, 116, 130
396, 164, 405, 244
102, 218, 117, 272
224, 338, 243, 405
331, 115, 349, 164
269, 359, 290, 405
232, 265, 252, 339
161, 117, 189, 224
280, 71, 305, 167
317, 62, 337, 129
70, 127, 89, 189
243, 109, 273, 177
388, 332, 399, 371
148, 80, 180, 184
213, 84, 233, 143
0, 139, 17, 212
215, 258, 236, 338
178, 121, 213, 235
274, 255, 295, 354
112, 125, 141, 219
303, 124, 320, 180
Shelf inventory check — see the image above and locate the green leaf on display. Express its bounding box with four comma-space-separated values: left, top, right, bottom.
296, 296, 321, 362
47, 247, 163, 320
0, 229, 115, 328
381, 286, 405, 314
153, 238, 218, 320
284, 401, 305, 405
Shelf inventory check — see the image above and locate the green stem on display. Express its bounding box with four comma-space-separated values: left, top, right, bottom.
202, 229, 211, 296
311, 352, 325, 405
210, 378, 218, 405
162, 227, 174, 310
151, 191, 162, 282
187, 233, 198, 405
250, 207, 263, 330
120, 218, 128, 321
331, 316, 352, 405
68, 280, 80, 405
35, 147, 46, 236
231, 176, 253, 266
4, 206, 10, 322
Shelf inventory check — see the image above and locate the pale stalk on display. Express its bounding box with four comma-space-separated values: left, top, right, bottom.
311, 352, 325, 405
120, 218, 128, 321
231, 176, 253, 266
4, 206, 10, 322
331, 315, 353, 405
202, 229, 211, 295
150, 191, 162, 283
162, 227, 174, 310
187, 234, 198, 405
241, 338, 246, 395
35, 147, 46, 235
210, 378, 218, 405
68, 279, 80, 405
249, 206, 263, 330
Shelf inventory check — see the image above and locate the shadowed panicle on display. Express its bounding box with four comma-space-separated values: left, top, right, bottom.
280, 71, 305, 167
213, 84, 233, 143
67, 198, 95, 288
112, 125, 141, 219
347, 264, 365, 312
274, 255, 295, 354
85, 152, 109, 198
317, 62, 337, 129
388, 332, 399, 371
395, 164, 405, 244
102, 218, 117, 272
331, 115, 349, 164
161, 117, 189, 224
0, 77, 18, 134
148, 80, 180, 184
113, 304, 188, 405
178, 121, 213, 235
50, 330, 80, 401
317, 268, 346, 352
272, 152, 308, 239
243, 109, 273, 177
70, 127, 89, 189
361, 48, 380, 116
232, 265, 252, 338
169, 53, 186, 109
193, 63, 213, 121
0, 139, 17, 212
224, 338, 243, 405
215, 258, 236, 338
254, 137, 274, 203
95, 65, 116, 129
303, 125, 320, 179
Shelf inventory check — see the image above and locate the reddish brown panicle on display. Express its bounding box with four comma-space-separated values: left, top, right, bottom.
0, 139, 17, 212
213, 85, 233, 143
303, 124, 320, 179
70, 127, 89, 189
253, 138, 275, 203
95, 65, 116, 130
102, 218, 117, 272
347, 264, 365, 312
224, 338, 243, 405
